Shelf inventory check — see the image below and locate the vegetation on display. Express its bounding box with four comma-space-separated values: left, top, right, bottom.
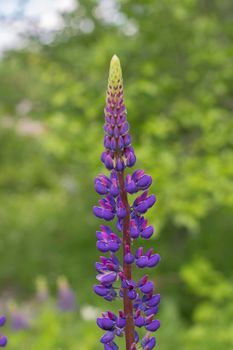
0, 0, 232, 348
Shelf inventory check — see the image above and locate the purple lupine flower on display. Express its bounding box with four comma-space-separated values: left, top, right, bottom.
96, 225, 121, 253
57, 276, 76, 312
0, 316, 7, 347
93, 55, 160, 350
141, 334, 156, 349
8, 304, 29, 331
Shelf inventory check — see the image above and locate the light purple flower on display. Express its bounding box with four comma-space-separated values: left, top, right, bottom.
57, 277, 76, 312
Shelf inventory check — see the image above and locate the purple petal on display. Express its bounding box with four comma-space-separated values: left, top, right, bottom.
105, 155, 114, 170
136, 256, 149, 268
134, 315, 145, 327
97, 317, 115, 330
93, 206, 104, 219
0, 316, 6, 327
148, 254, 160, 267
95, 182, 109, 195
0, 336, 7, 347
146, 294, 160, 307
137, 175, 152, 189
141, 226, 154, 239
110, 185, 119, 197
117, 207, 126, 219
145, 319, 160, 332
104, 342, 119, 350
96, 241, 109, 252
119, 121, 129, 135
97, 272, 117, 284
108, 241, 120, 252
127, 290, 137, 300
146, 194, 156, 208
124, 134, 131, 147
126, 180, 137, 194
115, 158, 125, 172
118, 136, 124, 149
102, 210, 115, 221
116, 316, 126, 329
135, 201, 148, 214
145, 306, 159, 316
126, 152, 136, 167
124, 253, 134, 264
134, 330, 139, 343
93, 285, 109, 297
111, 137, 117, 151
100, 331, 115, 344
140, 281, 154, 294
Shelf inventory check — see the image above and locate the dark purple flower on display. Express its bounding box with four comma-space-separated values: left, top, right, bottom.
141, 335, 156, 349
93, 195, 116, 221
0, 336, 7, 348
0, 316, 7, 347
133, 191, 156, 215
0, 317, 6, 328
101, 331, 115, 344
95, 172, 120, 197
135, 248, 160, 269
93, 55, 160, 349
97, 272, 118, 285
125, 170, 152, 194
96, 225, 121, 253
145, 319, 160, 332
124, 245, 134, 264
129, 214, 154, 240
104, 342, 119, 350
134, 310, 145, 328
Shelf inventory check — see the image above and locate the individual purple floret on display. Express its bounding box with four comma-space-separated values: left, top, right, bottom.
141, 334, 157, 349
0, 316, 7, 347
95, 171, 120, 197
125, 170, 152, 194
96, 225, 121, 253
93, 55, 160, 350
135, 248, 160, 269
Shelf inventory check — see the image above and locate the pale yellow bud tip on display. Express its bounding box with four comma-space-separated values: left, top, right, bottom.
109, 54, 123, 88
111, 54, 120, 63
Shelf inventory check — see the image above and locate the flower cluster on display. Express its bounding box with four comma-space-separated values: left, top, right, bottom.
101, 56, 136, 172
93, 55, 160, 350
0, 316, 7, 347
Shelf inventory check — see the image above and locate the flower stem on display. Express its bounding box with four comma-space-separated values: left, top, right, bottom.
118, 170, 135, 349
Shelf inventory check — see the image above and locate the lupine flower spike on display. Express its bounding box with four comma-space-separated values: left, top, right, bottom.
0, 315, 8, 347
57, 276, 76, 312
93, 55, 160, 350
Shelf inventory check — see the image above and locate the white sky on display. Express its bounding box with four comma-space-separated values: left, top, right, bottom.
0, 0, 77, 51
0, 0, 137, 52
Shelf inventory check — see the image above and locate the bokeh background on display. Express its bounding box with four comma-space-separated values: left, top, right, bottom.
0, 0, 233, 349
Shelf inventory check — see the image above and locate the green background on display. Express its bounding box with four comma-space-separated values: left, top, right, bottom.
0, 0, 233, 349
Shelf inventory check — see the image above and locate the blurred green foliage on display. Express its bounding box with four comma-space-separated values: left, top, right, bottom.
0, 0, 233, 348
181, 259, 233, 349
